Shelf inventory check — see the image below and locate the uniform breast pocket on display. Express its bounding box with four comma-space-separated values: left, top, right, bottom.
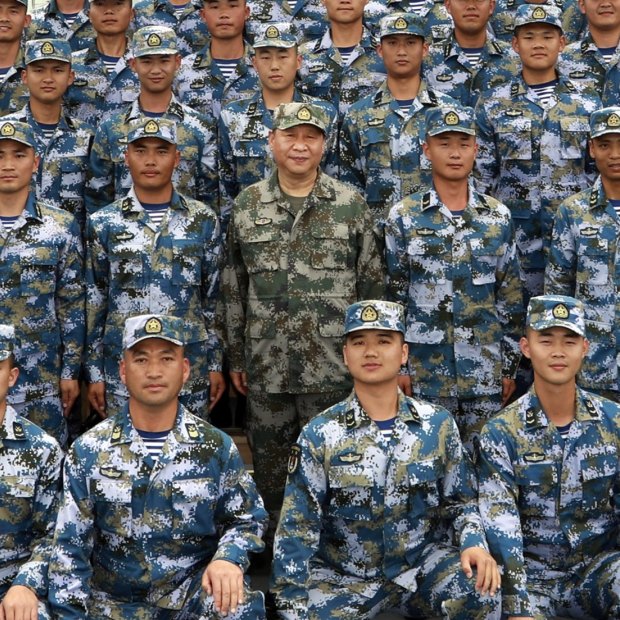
0, 475, 36, 531
407, 236, 448, 284
172, 240, 202, 286
20, 254, 58, 297
110, 245, 144, 288
515, 462, 557, 517
91, 477, 133, 537
576, 237, 609, 285
470, 244, 501, 286
310, 224, 350, 270
242, 229, 280, 273
560, 117, 589, 160
581, 453, 617, 513
407, 459, 442, 518
360, 128, 391, 169
59, 158, 87, 194
497, 119, 532, 160
171, 477, 218, 537
327, 465, 374, 521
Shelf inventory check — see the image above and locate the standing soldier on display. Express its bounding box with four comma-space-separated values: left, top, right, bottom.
223, 102, 384, 545
478, 295, 620, 619
86, 118, 224, 420
1, 38, 94, 232
0, 0, 30, 115
0, 120, 84, 447
86, 25, 217, 216
423, 0, 520, 108
545, 106, 620, 402
475, 3, 600, 300
64, 0, 139, 127
384, 105, 524, 451
175, 0, 259, 120
339, 13, 457, 224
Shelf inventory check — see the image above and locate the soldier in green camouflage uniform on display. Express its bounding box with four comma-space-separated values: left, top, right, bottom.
1, 39, 94, 232
545, 107, 620, 401
0, 325, 62, 620
478, 295, 620, 619
339, 13, 457, 224
85, 118, 224, 420
475, 4, 600, 300
272, 300, 501, 619
86, 26, 218, 216
385, 105, 524, 451
49, 314, 267, 620
0, 0, 30, 116
0, 120, 84, 448
223, 102, 384, 540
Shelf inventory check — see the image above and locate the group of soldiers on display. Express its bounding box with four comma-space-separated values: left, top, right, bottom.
0, 0, 619, 616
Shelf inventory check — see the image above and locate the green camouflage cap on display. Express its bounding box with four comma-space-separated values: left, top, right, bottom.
25, 39, 71, 65
272, 102, 328, 133
0, 324, 14, 362
344, 300, 405, 335
253, 23, 298, 49
127, 117, 177, 145
132, 25, 178, 57
590, 106, 620, 138
425, 105, 476, 137
123, 314, 186, 350
526, 295, 586, 337
514, 4, 563, 31
0, 120, 36, 148
379, 12, 425, 39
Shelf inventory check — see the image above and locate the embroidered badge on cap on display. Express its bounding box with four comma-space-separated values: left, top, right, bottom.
445, 111, 459, 125
1, 123, 15, 137
41, 41, 55, 55
552, 303, 569, 319
265, 25, 279, 37
297, 106, 311, 121
145, 317, 163, 334
394, 16, 407, 29
608, 112, 620, 127
532, 6, 546, 19
144, 120, 159, 134
147, 33, 162, 47
361, 305, 378, 322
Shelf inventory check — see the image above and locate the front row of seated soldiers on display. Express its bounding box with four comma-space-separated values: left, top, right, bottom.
0, 297, 618, 619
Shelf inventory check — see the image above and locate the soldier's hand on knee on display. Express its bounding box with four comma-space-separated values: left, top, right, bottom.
87, 381, 107, 418
202, 559, 244, 616
460, 546, 501, 597
0, 584, 39, 620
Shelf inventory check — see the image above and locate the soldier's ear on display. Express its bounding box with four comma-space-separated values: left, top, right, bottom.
519, 336, 531, 359
8, 365, 18, 388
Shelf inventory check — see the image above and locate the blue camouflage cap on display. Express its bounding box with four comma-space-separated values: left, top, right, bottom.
0, 120, 36, 148
273, 102, 328, 133
123, 314, 186, 350
132, 25, 178, 57
25, 39, 71, 65
379, 12, 425, 39
590, 106, 620, 138
425, 105, 476, 137
526, 295, 586, 337
127, 117, 177, 145
514, 4, 563, 31
253, 23, 298, 49
0, 324, 14, 362
344, 300, 405, 335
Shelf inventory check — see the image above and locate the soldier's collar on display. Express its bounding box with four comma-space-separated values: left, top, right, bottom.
399, 392, 422, 425
575, 388, 602, 422
342, 395, 371, 430
24, 192, 43, 222
589, 177, 609, 211
174, 404, 204, 443
0, 406, 28, 441
110, 406, 134, 445
523, 391, 548, 431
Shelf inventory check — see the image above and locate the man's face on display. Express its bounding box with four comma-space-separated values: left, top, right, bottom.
0, 140, 38, 195
0, 358, 18, 408
579, 0, 620, 33
0, 0, 30, 44
23, 60, 74, 104
120, 338, 189, 410
269, 124, 325, 178
590, 133, 620, 182
446, 0, 495, 36
322, 0, 368, 25
130, 54, 180, 94
89, 0, 133, 37
201, 0, 248, 40
512, 24, 565, 71
378, 34, 427, 80
252, 47, 301, 92
422, 132, 477, 183
343, 329, 408, 386
125, 137, 179, 192
520, 327, 588, 387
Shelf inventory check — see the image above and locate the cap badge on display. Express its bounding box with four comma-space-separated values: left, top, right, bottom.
144, 120, 159, 134
265, 25, 279, 38
145, 317, 162, 334
147, 33, 162, 47
394, 17, 408, 29
532, 7, 546, 19
297, 106, 311, 121
41, 41, 54, 55
445, 111, 459, 126
607, 112, 620, 127
552, 303, 569, 319
361, 305, 378, 322
0, 123, 15, 137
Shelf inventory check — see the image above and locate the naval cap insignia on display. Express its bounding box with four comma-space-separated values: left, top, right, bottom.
552, 303, 569, 319
145, 317, 162, 334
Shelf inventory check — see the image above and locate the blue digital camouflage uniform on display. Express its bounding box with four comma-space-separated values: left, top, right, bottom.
559, 36, 620, 107
132, 0, 210, 56
27, 0, 96, 52
246, 0, 326, 44
272, 391, 500, 619
339, 81, 457, 223
0, 402, 62, 619
85, 96, 217, 216
478, 386, 620, 618
423, 32, 521, 108
474, 75, 600, 298
1, 103, 94, 231
86, 189, 223, 418
298, 27, 386, 119
0, 48, 28, 116
218, 90, 338, 234
48, 402, 268, 619
175, 43, 259, 120
0, 192, 84, 446
65, 41, 140, 126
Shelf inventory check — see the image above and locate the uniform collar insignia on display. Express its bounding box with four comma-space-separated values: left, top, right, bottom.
111, 423, 124, 443
185, 423, 200, 439
12, 421, 25, 440
344, 409, 357, 430
287, 444, 301, 474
